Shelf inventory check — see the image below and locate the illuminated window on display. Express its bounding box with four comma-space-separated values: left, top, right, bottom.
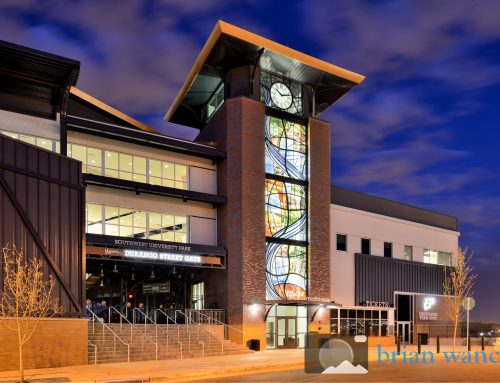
104, 151, 119, 178
265, 179, 306, 241
404, 246, 413, 261
266, 243, 307, 300
87, 147, 102, 175
1, 130, 60, 153
265, 116, 306, 180
87, 203, 189, 243
191, 282, 205, 310
424, 249, 451, 266
264, 115, 308, 301
68, 143, 189, 190
86, 203, 102, 234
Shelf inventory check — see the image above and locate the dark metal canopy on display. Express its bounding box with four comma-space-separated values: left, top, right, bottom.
165, 21, 365, 128
0, 39, 80, 119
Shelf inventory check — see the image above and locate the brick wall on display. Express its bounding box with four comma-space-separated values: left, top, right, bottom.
308, 117, 331, 299
0, 318, 88, 371
196, 97, 267, 346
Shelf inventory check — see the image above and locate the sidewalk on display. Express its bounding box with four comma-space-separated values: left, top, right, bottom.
0, 345, 497, 383
0, 349, 304, 383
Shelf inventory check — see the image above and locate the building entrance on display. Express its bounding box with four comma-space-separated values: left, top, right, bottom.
85, 258, 202, 321
276, 317, 297, 349
397, 321, 412, 343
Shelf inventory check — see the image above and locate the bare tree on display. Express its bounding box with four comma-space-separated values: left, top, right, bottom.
0, 245, 64, 383
443, 247, 477, 352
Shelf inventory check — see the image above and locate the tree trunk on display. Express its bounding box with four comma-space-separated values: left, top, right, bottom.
453, 316, 458, 352
18, 331, 24, 383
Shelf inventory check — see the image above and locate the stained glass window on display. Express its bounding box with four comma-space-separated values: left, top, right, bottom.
265, 116, 307, 180
265, 179, 306, 241
266, 243, 307, 300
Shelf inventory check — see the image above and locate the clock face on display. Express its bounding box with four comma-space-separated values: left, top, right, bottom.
270, 82, 293, 110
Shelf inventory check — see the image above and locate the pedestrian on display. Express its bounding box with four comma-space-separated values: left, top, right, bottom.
157, 304, 167, 324
136, 302, 146, 324
84, 299, 93, 318
123, 301, 133, 322
98, 300, 108, 322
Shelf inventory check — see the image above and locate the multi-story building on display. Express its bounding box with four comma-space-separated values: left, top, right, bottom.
0, 21, 459, 368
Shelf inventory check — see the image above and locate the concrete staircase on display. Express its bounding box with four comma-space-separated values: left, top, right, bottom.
88, 322, 253, 364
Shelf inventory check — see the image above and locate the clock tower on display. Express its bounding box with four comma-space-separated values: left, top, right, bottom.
166, 21, 364, 349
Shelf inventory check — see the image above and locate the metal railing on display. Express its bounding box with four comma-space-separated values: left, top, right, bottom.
154, 309, 179, 341
189, 310, 246, 345
86, 308, 130, 362
186, 309, 225, 324
88, 339, 97, 365
133, 308, 182, 359
109, 307, 158, 360
175, 310, 222, 356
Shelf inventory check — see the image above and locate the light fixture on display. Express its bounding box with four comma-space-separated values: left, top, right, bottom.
99, 264, 104, 278
131, 268, 135, 281
150, 267, 155, 280
113, 262, 118, 273
100, 278, 104, 287
171, 267, 177, 276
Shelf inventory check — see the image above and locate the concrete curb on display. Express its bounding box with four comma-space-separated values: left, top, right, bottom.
150, 361, 304, 382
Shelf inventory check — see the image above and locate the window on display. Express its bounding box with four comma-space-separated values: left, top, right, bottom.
404, 245, 413, 261
384, 242, 392, 258
68, 143, 189, 190
336, 234, 347, 251
333, 309, 390, 337
1, 130, 60, 153
207, 83, 224, 119
424, 249, 451, 266
191, 282, 205, 310
361, 238, 370, 255
438, 251, 452, 266
86, 203, 189, 243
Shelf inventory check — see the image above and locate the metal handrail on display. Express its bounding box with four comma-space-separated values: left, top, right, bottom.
109, 306, 158, 360
154, 309, 176, 324
132, 308, 180, 359
175, 310, 224, 356
154, 309, 180, 341
191, 310, 246, 343
86, 308, 130, 362
88, 339, 97, 365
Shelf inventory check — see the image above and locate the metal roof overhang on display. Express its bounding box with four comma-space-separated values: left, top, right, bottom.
0, 40, 80, 119
165, 21, 365, 128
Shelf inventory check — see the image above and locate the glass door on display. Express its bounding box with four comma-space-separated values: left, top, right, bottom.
397, 322, 412, 343
276, 317, 297, 349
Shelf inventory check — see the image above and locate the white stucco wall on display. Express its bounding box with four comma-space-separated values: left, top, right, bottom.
0, 109, 60, 139
330, 204, 460, 306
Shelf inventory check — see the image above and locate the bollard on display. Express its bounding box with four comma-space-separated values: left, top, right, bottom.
437, 334, 440, 354
397, 335, 401, 355
468, 337, 471, 352
418, 334, 422, 354
482, 336, 485, 351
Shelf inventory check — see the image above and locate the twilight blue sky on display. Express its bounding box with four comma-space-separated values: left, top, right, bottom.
1, 0, 499, 320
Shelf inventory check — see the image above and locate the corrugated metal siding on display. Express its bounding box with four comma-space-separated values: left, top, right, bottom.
0, 135, 84, 314
355, 253, 445, 306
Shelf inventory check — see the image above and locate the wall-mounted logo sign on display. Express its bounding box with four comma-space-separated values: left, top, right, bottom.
418, 311, 438, 320
363, 301, 389, 308
423, 297, 436, 311
123, 249, 202, 264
